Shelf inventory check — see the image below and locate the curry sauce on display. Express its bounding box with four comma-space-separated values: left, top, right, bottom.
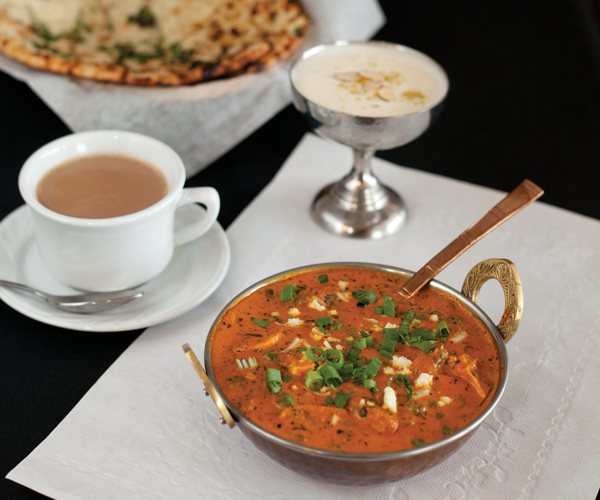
209, 266, 501, 454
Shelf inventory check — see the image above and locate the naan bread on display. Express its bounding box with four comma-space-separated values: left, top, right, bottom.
0, 0, 308, 85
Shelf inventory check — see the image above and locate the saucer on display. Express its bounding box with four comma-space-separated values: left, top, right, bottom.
0, 205, 230, 332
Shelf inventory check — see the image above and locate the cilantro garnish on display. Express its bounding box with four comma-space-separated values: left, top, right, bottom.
326, 390, 355, 409
170, 42, 195, 63
251, 317, 270, 328
352, 290, 377, 306
389, 374, 413, 401
128, 6, 156, 27
315, 315, 333, 333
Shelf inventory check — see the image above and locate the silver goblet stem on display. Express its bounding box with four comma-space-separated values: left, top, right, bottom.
291, 40, 448, 240
311, 148, 407, 239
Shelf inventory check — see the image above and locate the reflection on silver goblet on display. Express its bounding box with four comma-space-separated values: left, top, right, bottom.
290, 41, 449, 239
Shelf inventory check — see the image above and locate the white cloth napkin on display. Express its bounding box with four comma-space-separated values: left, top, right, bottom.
7, 134, 600, 499
0, 1, 384, 177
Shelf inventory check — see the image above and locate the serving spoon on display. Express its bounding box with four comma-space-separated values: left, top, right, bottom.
398, 179, 544, 298
0, 279, 144, 313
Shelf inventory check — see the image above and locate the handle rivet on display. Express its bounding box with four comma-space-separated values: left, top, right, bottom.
219, 418, 227, 425
203, 388, 210, 397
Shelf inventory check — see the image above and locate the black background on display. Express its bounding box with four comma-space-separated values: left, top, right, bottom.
1, 1, 599, 498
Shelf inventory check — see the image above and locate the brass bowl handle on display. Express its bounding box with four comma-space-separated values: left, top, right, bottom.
460, 259, 523, 344
182, 343, 236, 429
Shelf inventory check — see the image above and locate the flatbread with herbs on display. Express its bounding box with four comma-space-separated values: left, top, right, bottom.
0, 0, 308, 85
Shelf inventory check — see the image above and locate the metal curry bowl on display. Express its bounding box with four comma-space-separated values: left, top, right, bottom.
193, 258, 522, 485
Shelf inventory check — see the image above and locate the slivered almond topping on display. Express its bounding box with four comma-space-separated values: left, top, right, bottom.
363, 81, 381, 94
334, 71, 360, 82
359, 70, 384, 82
377, 87, 396, 101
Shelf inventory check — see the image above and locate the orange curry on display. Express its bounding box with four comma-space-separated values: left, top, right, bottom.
209, 266, 501, 453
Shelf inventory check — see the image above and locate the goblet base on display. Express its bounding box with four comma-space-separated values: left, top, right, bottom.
310, 182, 407, 239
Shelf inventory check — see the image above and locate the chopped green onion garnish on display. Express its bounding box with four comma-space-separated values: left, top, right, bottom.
281, 284, 296, 302
364, 357, 382, 378
363, 379, 378, 391
442, 426, 451, 435
383, 327, 399, 342
438, 320, 450, 341
398, 310, 416, 337
324, 349, 344, 370
266, 368, 281, 382
359, 330, 369, 338
305, 346, 324, 361
305, 370, 324, 391
356, 336, 374, 349
411, 439, 427, 447
317, 275, 329, 283
278, 393, 296, 407
265, 368, 282, 394
381, 337, 397, 354
382, 294, 395, 317
412, 327, 436, 341
338, 363, 353, 376
319, 364, 343, 387
282, 375, 293, 383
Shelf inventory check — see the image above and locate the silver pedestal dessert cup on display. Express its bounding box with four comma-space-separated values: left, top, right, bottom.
290, 41, 449, 239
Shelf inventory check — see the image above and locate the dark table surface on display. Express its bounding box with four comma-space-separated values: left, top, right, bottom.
2, 1, 600, 499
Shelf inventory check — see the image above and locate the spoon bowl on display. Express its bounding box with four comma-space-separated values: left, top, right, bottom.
0, 279, 143, 313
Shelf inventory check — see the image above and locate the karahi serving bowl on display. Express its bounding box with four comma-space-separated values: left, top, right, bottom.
195, 259, 521, 485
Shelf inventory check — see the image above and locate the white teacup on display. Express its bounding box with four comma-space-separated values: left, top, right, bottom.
18, 130, 220, 292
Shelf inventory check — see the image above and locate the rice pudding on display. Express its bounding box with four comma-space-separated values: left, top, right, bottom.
291, 43, 448, 118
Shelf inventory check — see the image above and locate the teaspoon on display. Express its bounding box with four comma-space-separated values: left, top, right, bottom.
0, 279, 144, 313
398, 179, 544, 298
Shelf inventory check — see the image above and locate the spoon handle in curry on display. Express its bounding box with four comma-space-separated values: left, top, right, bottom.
398, 179, 544, 298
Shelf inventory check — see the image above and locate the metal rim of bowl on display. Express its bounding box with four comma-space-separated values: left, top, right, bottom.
204, 261, 508, 463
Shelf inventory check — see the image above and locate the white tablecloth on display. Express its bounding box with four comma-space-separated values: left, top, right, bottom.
7, 134, 600, 499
